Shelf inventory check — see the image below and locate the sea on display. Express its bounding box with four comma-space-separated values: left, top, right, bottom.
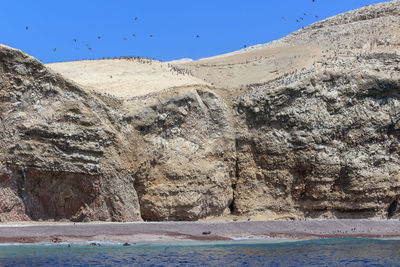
0, 238, 399, 266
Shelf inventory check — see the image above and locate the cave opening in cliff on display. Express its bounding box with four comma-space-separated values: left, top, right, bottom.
387, 199, 398, 219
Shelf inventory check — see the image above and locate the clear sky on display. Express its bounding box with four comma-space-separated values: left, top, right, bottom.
0, 0, 388, 63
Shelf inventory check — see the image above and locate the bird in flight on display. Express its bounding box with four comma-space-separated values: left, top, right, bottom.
196, 34, 200, 38
132, 34, 136, 38
88, 47, 92, 51
149, 34, 153, 38
97, 36, 101, 40
73, 39, 77, 43
53, 48, 56, 52
123, 37, 127, 40
25, 26, 29, 30
134, 17, 138, 21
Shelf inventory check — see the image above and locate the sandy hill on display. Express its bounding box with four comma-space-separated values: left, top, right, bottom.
46, 58, 208, 98
175, 0, 400, 89
47, 0, 400, 97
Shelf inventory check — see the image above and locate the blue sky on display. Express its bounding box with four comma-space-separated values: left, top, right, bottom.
0, 0, 388, 63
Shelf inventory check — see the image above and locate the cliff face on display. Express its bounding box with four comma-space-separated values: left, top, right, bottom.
0, 45, 141, 222
235, 61, 400, 219
1, 1, 400, 222
127, 88, 235, 221
0, 45, 236, 222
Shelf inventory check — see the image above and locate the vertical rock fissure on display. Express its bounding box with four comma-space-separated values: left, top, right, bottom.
133, 173, 145, 221
229, 141, 240, 215
387, 199, 398, 219
16, 167, 31, 219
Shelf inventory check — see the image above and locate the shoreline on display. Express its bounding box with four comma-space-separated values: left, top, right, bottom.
0, 220, 400, 244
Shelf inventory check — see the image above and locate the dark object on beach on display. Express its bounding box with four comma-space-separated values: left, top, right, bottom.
90, 242, 101, 246
67, 244, 71, 248
202, 231, 211, 235
52, 237, 61, 243
247, 218, 251, 221
387, 200, 398, 219
123, 242, 131, 246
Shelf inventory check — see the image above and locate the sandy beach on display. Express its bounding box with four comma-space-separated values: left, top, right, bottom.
0, 220, 399, 244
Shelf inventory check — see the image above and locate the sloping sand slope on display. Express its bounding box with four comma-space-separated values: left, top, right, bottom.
175, 44, 323, 88
47, 1, 400, 98
47, 58, 209, 98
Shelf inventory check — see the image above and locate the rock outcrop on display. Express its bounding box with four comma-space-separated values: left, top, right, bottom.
0, 45, 141, 222
234, 58, 400, 219
129, 89, 235, 221
1, 1, 400, 222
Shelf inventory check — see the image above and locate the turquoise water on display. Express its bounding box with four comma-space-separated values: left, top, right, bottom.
0, 238, 400, 266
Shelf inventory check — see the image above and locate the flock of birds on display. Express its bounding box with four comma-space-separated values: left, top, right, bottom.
25, 0, 320, 54
245, 0, 320, 48
25, 16, 201, 53
280, 12, 319, 25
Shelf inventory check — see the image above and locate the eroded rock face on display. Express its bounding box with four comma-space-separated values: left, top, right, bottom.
1, 44, 400, 222
130, 89, 235, 220
233, 56, 400, 219
0, 45, 141, 222
0, 167, 29, 222
0, 44, 236, 222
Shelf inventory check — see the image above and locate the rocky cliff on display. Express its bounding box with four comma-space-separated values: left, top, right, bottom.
0, 45, 141, 222
1, 0, 400, 222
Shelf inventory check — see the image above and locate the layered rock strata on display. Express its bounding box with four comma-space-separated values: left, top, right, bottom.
0, 45, 141, 222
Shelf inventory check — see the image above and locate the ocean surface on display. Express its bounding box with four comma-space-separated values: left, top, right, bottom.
0, 238, 400, 266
